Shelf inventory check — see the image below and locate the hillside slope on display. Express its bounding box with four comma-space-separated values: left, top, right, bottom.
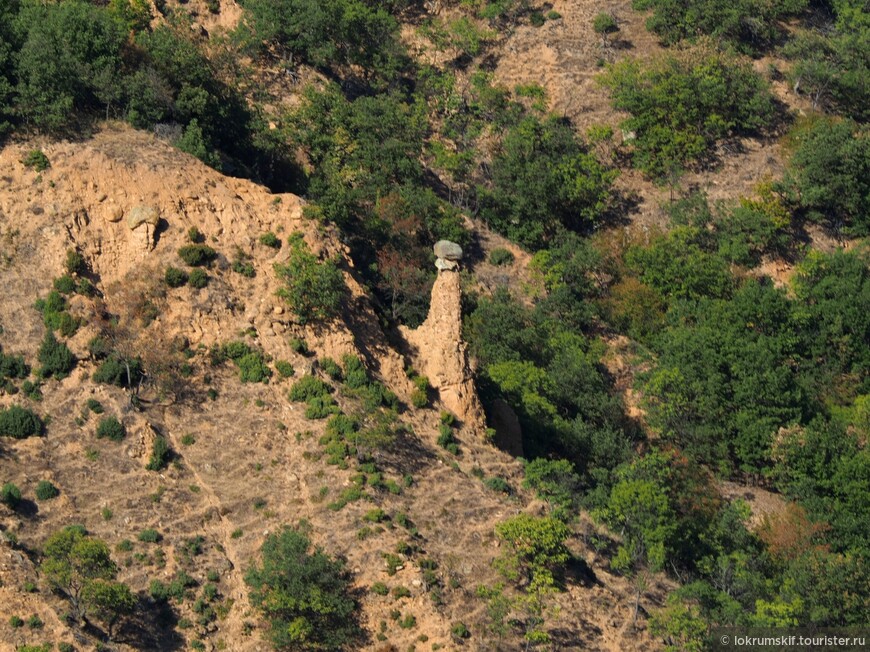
0, 127, 662, 651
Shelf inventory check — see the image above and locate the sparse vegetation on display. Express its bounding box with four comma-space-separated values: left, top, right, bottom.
488, 247, 515, 266
0, 0, 865, 647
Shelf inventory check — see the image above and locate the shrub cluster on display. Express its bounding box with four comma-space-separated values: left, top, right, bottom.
96, 416, 125, 441
178, 244, 217, 267
34, 290, 79, 337
600, 44, 775, 179
0, 405, 43, 438
37, 331, 75, 379
35, 480, 59, 501
275, 235, 345, 324
93, 354, 144, 388
218, 341, 271, 383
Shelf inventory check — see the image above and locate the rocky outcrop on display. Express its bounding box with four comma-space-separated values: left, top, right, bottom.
400, 269, 485, 432
127, 204, 161, 253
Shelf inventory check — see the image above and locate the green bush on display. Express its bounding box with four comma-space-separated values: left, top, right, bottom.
86, 399, 104, 414
274, 360, 295, 378
188, 268, 208, 288
164, 266, 188, 287
37, 330, 75, 379
592, 12, 618, 34
633, 0, 806, 53
93, 355, 143, 388
484, 476, 511, 494
451, 621, 470, 639
0, 405, 44, 438
259, 231, 281, 248
522, 458, 579, 510
289, 375, 332, 402
363, 508, 388, 523
35, 290, 80, 337
779, 118, 869, 235
237, 351, 271, 383
488, 247, 515, 266
235, 0, 402, 74
371, 581, 389, 596
1, 481, 21, 508
232, 257, 256, 278
477, 115, 615, 249
187, 226, 204, 244
319, 357, 343, 380
411, 388, 428, 408
178, 244, 217, 267
146, 436, 171, 471
96, 416, 125, 441
600, 44, 775, 179
783, 25, 869, 122
392, 585, 411, 598
275, 236, 345, 324
0, 346, 29, 382
22, 149, 50, 171
77, 278, 96, 296
289, 338, 308, 354
245, 526, 362, 650
437, 424, 458, 451
65, 249, 86, 275
35, 480, 59, 501
305, 395, 340, 419
87, 336, 112, 360
138, 528, 162, 543
53, 274, 77, 294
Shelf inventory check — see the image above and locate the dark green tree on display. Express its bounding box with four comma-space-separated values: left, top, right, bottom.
600, 44, 775, 179
37, 330, 75, 379
14, 0, 126, 131
41, 526, 119, 622
779, 118, 870, 235
632, 0, 807, 53
245, 526, 361, 650
478, 115, 616, 249
275, 235, 346, 324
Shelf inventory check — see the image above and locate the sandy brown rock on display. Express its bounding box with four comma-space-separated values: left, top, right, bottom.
401, 271, 486, 433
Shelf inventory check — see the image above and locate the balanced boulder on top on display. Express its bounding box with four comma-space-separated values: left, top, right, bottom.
434, 240, 462, 271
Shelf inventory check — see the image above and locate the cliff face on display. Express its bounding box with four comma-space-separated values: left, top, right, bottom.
400, 270, 486, 432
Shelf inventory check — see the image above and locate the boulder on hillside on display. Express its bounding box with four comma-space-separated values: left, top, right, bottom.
434, 240, 462, 261
126, 205, 159, 230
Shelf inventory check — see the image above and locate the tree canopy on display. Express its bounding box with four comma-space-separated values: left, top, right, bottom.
245, 526, 361, 650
